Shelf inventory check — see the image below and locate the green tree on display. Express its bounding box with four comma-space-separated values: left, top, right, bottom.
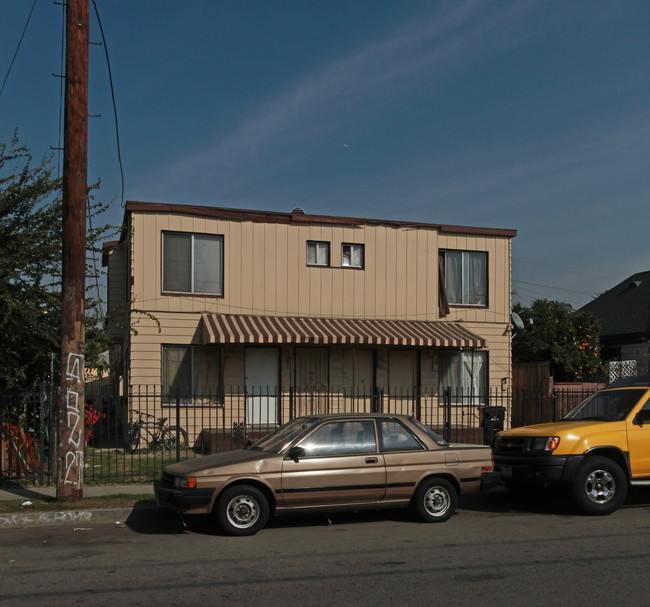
0, 134, 62, 396
0, 134, 118, 399
513, 299, 604, 381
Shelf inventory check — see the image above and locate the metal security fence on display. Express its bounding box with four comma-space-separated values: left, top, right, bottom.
511, 387, 600, 427
0, 383, 600, 485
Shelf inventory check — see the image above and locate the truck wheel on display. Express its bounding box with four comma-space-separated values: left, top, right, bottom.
411, 477, 457, 523
572, 456, 627, 515
216, 485, 269, 536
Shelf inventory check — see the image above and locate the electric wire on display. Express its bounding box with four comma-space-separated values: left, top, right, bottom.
91, 0, 125, 208
0, 0, 37, 99
57, 0, 66, 178
86, 197, 106, 322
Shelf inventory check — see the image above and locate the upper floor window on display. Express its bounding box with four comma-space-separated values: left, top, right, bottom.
163, 232, 223, 295
439, 250, 487, 306
342, 243, 364, 268
307, 241, 330, 266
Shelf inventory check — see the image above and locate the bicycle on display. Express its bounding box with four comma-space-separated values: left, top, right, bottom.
125, 410, 188, 453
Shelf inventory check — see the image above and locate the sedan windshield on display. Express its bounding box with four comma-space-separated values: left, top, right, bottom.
251, 417, 320, 453
562, 389, 646, 422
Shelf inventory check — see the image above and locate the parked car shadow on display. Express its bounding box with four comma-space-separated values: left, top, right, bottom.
458, 484, 580, 516
125, 501, 187, 534
176, 507, 417, 536
459, 483, 650, 516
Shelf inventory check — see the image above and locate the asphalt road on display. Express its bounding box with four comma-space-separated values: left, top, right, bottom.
2, 487, 650, 607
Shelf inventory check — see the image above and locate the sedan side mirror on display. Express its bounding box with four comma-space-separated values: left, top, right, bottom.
286, 446, 306, 462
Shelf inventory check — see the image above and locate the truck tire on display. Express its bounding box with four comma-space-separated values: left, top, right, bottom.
572, 456, 627, 515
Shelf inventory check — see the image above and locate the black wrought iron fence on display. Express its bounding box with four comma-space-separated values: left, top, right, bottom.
0, 383, 601, 485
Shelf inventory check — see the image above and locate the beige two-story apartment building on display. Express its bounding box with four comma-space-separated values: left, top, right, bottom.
104, 202, 516, 445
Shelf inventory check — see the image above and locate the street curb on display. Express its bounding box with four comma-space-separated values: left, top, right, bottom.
0, 505, 176, 530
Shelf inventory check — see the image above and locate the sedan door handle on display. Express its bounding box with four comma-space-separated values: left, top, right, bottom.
365, 457, 378, 464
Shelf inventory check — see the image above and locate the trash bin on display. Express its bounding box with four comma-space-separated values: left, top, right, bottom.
482, 406, 505, 445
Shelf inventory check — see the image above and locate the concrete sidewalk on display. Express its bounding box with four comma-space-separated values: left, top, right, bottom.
0, 483, 154, 501
0, 484, 164, 530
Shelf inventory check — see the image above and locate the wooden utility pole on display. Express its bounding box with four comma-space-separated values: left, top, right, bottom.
57, 0, 88, 501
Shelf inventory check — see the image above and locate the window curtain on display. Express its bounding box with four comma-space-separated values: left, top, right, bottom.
351, 245, 363, 267
438, 351, 487, 405
443, 251, 462, 304
193, 347, 221, 398
463, 351, 487, 404
467, 252, 487, 305
438, 254, 450, 317
163, 346, 192, 400
307, 243, 317, 265
163, 233, 191, 292
194, 234, 223, 295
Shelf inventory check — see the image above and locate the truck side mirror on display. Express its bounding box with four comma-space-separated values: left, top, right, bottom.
636, 410, 650, 426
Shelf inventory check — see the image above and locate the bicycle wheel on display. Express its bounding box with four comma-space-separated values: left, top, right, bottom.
163, 426, 188, 450
126, 424, 141, 454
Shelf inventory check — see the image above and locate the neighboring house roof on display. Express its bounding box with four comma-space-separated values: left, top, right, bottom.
580, 271, 650, 339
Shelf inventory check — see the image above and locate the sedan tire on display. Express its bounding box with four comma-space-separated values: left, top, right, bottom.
411, 477, 457, 523
216, 485, 269, 536
572, 456, 627, 516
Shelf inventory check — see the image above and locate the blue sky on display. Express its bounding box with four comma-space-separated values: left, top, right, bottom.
2, 0, 649, 309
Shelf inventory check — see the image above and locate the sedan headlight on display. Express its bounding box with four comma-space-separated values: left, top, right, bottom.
173, 476, 196, 489
532, 436, 560, 452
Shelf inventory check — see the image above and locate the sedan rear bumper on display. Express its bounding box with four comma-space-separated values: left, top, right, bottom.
480, 471, 502, 491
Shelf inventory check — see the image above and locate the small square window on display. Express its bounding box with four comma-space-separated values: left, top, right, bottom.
342, 243, 364, 268
307, 241, 330, 266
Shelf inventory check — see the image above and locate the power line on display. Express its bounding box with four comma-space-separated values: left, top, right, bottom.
91, 0, 125, 207
513, 256, 619, 282
0, 0, 38, 99
512, 279, 593, 296
57, 0, 66, 178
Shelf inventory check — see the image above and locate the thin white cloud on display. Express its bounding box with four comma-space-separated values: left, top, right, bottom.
131, 0, 542, 201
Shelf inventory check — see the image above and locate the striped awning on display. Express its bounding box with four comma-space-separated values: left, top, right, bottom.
202, 314, 485, 349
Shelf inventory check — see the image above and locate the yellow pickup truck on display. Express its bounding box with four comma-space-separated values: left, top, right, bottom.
493, 376, 650, 515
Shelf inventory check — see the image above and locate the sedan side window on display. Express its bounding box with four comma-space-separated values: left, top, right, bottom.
299, 421, 377, 456
379, 419, 424, 451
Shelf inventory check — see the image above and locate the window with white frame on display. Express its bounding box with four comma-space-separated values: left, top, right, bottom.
342, 243, 364, 268
163, 232, 223, 295
438, 351, 487, 405
439, 250, 487, 306
307, 241, 330, 266
162, 345, 221, 404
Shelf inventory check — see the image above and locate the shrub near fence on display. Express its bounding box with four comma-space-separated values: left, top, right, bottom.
1, 382, 602, 485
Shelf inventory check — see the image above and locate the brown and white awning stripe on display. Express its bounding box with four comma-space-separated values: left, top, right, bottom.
202, 314, 485, 349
